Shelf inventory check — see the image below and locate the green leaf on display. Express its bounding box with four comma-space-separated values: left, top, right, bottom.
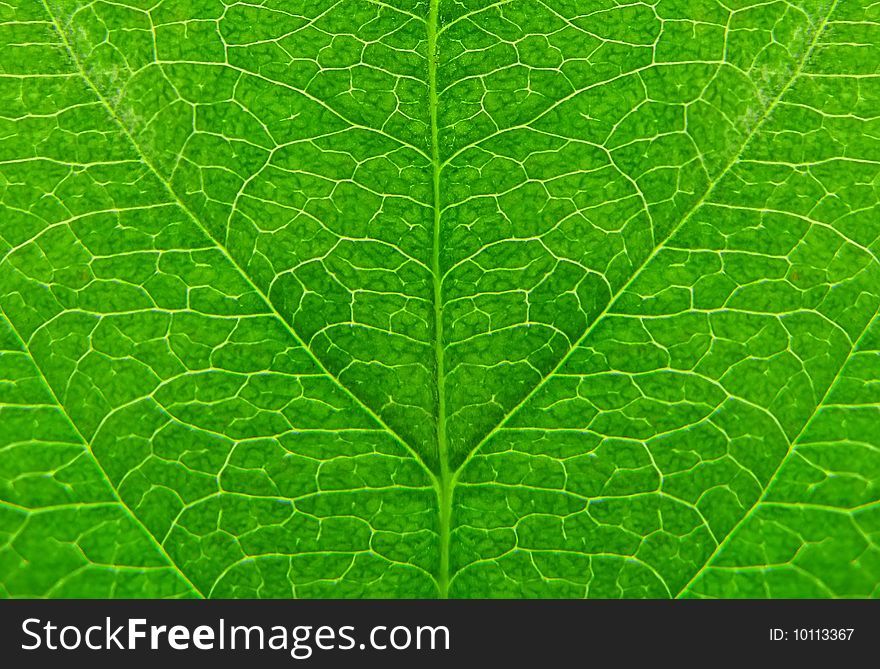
1, 0, 878, 597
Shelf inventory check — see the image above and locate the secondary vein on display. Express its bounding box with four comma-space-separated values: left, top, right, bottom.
38, 0, 431, 480
453, 0, 847, 478
0, 310, 204, 599
676, 302, 880, 598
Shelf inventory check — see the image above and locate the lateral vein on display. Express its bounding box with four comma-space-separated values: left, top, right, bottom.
453, 0, 847, 478
39, 0, 433, 481
0, 310, 205, 598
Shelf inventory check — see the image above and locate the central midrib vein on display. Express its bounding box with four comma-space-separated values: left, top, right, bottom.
426, 0, 453, 599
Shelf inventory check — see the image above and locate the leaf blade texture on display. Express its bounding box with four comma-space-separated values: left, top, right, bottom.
1, 0, 878, 597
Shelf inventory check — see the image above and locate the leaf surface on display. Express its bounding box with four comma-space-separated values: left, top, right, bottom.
1, 0, 878, 597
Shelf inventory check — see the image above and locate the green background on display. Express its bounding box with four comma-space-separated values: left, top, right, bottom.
1, 0, 879, 597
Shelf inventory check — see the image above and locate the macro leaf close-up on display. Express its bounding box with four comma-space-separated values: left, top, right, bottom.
1, 0, 879, 600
